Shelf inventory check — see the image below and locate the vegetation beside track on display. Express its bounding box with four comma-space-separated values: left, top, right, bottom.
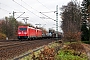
20, 42, 88, 60
56, 42, 88, 60
19, 41, 62, 60
82, 41, 90, 44
0, 33, 6, 40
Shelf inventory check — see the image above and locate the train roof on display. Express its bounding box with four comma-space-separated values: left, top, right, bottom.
18, 26, 42, 31
28, 26, 36, 29
18, 26, 28, 28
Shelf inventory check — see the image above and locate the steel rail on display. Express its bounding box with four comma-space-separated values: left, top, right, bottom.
13, 46, 44, 60
0, 41, 32, 50
13, 41, 57, 60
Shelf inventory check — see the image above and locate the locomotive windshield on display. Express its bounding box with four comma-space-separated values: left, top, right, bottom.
19, 28, 27, 31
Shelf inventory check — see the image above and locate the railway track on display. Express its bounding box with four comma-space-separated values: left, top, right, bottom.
0, 39, 56, 60
0, 41, 32, 49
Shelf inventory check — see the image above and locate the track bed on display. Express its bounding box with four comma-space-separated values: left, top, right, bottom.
0, 39, 56, 60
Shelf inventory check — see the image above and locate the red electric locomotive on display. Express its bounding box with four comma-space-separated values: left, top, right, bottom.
36, 29, 42, 39
18, 26, 28, 39
17, 26, 42, 40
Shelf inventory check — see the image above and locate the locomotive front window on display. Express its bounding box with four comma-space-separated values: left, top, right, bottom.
19, 28, 27, 31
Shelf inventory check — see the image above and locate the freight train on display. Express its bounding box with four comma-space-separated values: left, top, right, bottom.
17, 25, 62, 40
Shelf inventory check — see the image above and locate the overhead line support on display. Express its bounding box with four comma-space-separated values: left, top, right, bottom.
56, 5, 58, 40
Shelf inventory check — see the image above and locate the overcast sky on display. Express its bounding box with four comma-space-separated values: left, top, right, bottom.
0, 0, 83, 32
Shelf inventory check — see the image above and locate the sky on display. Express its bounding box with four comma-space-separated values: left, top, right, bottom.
0, 0, 83, 32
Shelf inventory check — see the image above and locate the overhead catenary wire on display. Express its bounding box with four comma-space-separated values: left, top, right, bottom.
17, 0, 55, 25
0, 1, 38, 24
0, 7, 10, 12
13, 0, 56, 21
0, 2, 21, 12
21, 0, 55, 20
21, 0, 49, 24
40, 11, 56, 13
36, 0, 56, 21
12, 0, 56, 29
21, 0, 39, 12
12, 0, 44, 24
13, 0, 40, 18
21, 0, 47, 22
21, 0, 55, 23
36, 0, 51, 11
39, 12, 56, 21
0, 3, 10, 12
0, 2, 27, 20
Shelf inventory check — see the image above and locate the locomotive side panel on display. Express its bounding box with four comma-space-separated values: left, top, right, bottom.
28, 27, 36, 39
36, 29, 42, 38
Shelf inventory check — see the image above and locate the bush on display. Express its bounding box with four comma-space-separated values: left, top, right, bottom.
56, 43, 88, 60
0, 33, 6, 40
82, 41, 90, 44
56, 50, 88, 60
64, 32, 81, 42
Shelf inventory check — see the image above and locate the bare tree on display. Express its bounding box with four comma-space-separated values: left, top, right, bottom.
60, 1, 81, 42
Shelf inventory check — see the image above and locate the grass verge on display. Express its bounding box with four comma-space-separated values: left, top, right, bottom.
55, 42, 88, 60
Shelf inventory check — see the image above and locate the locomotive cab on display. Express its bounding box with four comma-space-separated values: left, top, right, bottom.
18, 26, 28, 39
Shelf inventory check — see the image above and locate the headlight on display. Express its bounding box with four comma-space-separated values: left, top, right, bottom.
18, 32, 21, 34
24, 32, 27, 34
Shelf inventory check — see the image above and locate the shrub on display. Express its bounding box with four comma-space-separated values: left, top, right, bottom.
64, 32, 81, 42
56, 43, 88, 60
0, 33, 6, 40
56, 50, 88, 60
